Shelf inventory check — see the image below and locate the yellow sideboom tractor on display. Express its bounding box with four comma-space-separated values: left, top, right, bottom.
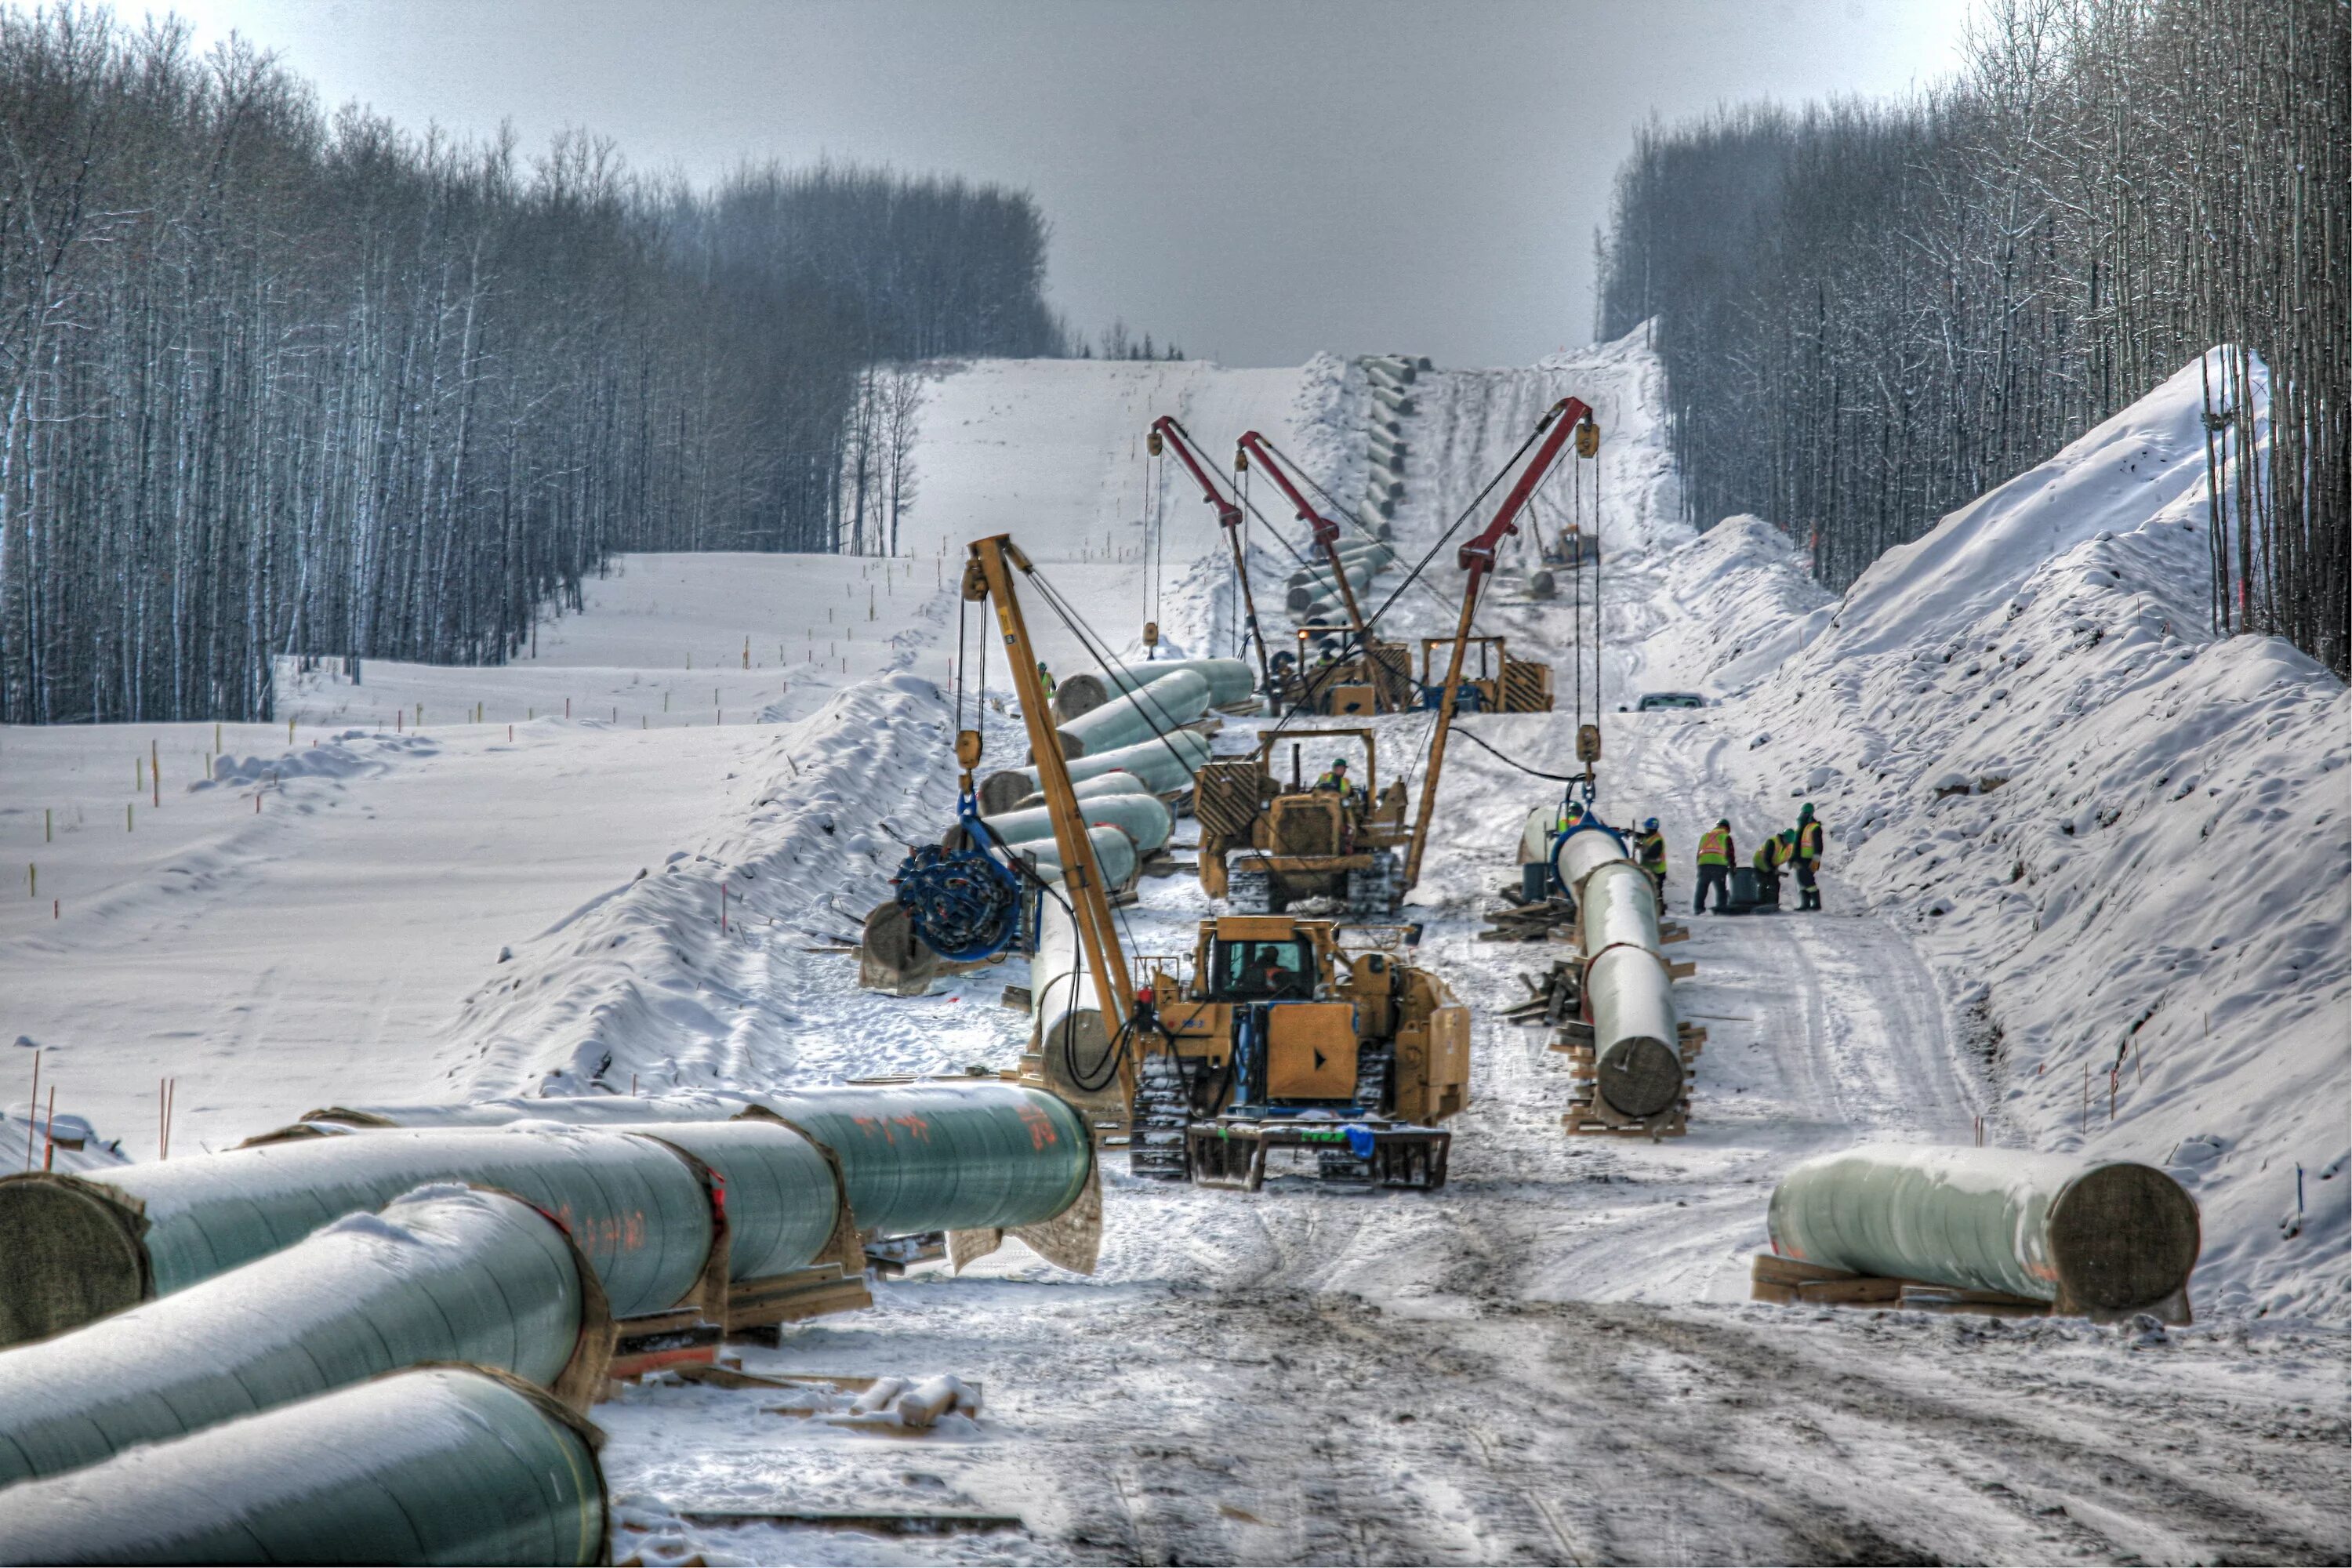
1190, 728, 1410, 916
1132, 915, 1470, 1188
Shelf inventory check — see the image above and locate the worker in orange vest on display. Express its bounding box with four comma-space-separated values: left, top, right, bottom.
1695, 818, 1735, 914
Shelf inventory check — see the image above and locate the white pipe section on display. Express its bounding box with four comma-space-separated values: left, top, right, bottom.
1002, 771, 1160, 811
1552, 827, 1682, 1120
1010, 824, 1140, 891
1051, 668, 1210, 759
977, 791, 1172, 856
1373, 387, 1414, 416
978, 728, 1210, 814
1052, 657, 1253, 720
1581, 860, 1663, 957
1028, 899, 1115, 1107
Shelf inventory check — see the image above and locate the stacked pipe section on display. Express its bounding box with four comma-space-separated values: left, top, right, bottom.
0, 1088, 1094, 1354
1051, 656, 1254, 721
1555, 824, 1685, 1120
0, 1185, 609, 1486
1768, 1144, 2201, 1319
297, 1086, 1092, 1243
1361, 355, 1419, 522
0, 1089, 1094, 1559
0, 1367, 607, 1565
977, 727, 1209, 815
1043, 668, 1212, 760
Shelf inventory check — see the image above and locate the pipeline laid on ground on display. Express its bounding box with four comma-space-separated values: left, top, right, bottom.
978, 727, 1210, 815
296, 1083, 1094, 1254
0, 1185, 608, 1488
0, 1366, 607, 1566
1556, 824, 1685, 1122
1051, 656, 1254, 720
1768, 1144, 2201, 1319
1047, 668, 1210, 760
0, 1123, 717, 1348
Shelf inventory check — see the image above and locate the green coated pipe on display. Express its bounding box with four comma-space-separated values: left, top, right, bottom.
0, 1124, 711, 1348
759, 1083, 1092, 1236
635, 1120, 841, 1280
302, 1083, 1095, 1241
1768, 1144, 2201, 1315
0, 1185, 604, 1487
0, 1367, 607, 1565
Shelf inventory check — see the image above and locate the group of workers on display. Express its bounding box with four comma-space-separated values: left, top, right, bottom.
1682, 804, 1824, 913
1613, 807, 1824, 913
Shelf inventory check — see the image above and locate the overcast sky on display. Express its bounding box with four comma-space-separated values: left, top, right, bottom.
165, 0, 1970, 368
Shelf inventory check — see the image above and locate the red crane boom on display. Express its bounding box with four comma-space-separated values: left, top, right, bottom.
1150, 416, 1272, 693
1403, 395, 1595, 888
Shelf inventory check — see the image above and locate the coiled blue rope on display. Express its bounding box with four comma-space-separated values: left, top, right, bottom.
891, 796, 1026, 962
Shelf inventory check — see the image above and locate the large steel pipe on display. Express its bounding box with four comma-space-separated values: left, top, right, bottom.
0, 1366, 608, 1566
1052, 657, 1254, 720
977, 790, 1174, 857
1585, 946, 1682, 1118
633, 1120, 841, 1281
1558, 827, 1682, 1119
999, 770, 1162, 812
1287, 564, 1374, 613
0, 1125, 713, 1347
300, 1086, 1095, 1244
1049, 668, 1210, 760
978, 728, 1210, 815
1580, 859, 1663, 956
0, 1186, 607, 1487
1025, 897, 1123, 1123
996, 822, 1140, 891
757, 1083, 1093, 1238
1769, 1145, 2202, 1316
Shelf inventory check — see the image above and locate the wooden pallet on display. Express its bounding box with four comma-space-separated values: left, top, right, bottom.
1749, 1253, 2053, 1316
1555, 1023, 1706, 1141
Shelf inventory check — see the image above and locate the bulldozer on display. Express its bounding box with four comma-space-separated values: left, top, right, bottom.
1190, 728, 1410, 915
1128, 915, 1469, 1189
1274, 625, 1414, 717
1414, 635, 1553, 713
958, 535, 1472, 1194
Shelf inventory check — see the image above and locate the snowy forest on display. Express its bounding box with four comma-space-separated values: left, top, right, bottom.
0, 11, 1066, 724
1596, 0, 2348, 677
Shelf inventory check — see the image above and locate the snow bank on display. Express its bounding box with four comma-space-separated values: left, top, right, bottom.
1642, 513, 1834, 697
1704, 347, 2348, 1322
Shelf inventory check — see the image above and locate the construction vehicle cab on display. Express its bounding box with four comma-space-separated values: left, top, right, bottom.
1277, 625, 1412, 716
1131, 916, 1470, 1189
1415, 636, 1553, 713
1190, 728, 1409, 914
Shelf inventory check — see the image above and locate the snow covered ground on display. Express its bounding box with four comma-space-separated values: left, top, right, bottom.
1, 333, 2343, 1564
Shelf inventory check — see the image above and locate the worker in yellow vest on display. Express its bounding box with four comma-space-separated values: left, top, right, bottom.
1634, 817, 1668, 898
1752, 829, 1795, 907
1793, 804, 1826, 910
1695, 818, 1735, 914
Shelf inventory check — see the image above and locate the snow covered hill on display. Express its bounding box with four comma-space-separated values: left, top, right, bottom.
2, 335, 2343, 1563
1670, 350, 2350, 1320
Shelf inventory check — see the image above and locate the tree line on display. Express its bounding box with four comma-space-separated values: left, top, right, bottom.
1595, 0, 2347, 677
0, 9, 1072, 724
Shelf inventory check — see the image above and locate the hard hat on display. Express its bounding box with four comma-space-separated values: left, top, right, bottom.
1330, 757, 1348, 768
1799, 802, 1816, 817
1644, 817, 1660, 831
1717, 818, 1730, 827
